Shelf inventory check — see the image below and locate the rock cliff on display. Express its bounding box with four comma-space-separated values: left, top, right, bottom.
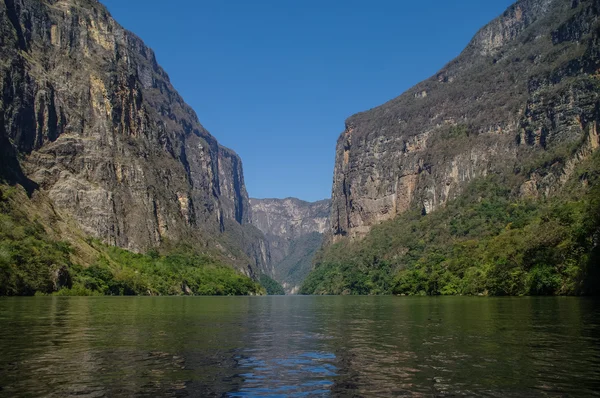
250, 198, 330, 293
0, 0, 269, 274
330, 0, 600, 242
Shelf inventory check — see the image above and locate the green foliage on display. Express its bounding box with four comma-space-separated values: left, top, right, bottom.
63, 245, 264, 296
54, 285, 102, 297
301, 154, 600, 297
527, 264, 561, 295
0, 187, 73, 296
275, 232, 324, 290
446, 124, 471, 139
259, 274, 285, 295
0, 184, 264, 297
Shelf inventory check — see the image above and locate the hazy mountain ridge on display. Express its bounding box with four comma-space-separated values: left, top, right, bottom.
250, 197, 330, 293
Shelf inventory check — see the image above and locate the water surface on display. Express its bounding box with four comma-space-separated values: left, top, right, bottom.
1, 296, 599, 397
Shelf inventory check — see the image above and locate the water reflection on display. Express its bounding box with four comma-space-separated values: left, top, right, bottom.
230, 351, 336, 397
0, 296, 599, 397
321, 297, 600, 397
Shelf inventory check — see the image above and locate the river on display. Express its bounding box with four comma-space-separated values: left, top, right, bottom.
1, 296, 599, 397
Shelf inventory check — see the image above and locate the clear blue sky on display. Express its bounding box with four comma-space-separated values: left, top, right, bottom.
102, 0, 514, 202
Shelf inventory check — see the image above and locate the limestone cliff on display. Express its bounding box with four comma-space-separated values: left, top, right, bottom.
330, 0, 600, 242
250, 198, 330, 293
0, 0, 269, 274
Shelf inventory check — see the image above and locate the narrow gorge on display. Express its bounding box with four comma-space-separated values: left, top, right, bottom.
250, 198, 330, 294
2, 1, 600, 396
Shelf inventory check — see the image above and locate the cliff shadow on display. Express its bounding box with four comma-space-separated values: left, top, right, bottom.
0, 129, 38, 197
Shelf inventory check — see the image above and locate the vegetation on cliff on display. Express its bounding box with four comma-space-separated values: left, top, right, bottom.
0, 187, 72, 296
0, 185, 264, 297
329, 0, 600, 249
0, 0, 271, 275
259, 274, 285, 295
301, 153, 600, 296
61, 246, 264, 297
274, 232, 324, 291
306, 0, 600, 297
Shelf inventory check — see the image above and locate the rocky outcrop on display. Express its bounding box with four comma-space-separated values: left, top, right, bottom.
330, 0, 600, 242
250, 198, 330, 293
0, 0, 269, 274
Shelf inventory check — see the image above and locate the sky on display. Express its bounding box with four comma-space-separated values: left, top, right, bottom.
101, 0, 515, 202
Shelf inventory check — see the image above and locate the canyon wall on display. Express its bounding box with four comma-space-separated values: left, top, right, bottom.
0, 0, 269, 274
330, 0, 600, 242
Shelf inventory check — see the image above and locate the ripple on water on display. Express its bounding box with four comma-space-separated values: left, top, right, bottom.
228, 351, 338, 397
1, 297, 600, 397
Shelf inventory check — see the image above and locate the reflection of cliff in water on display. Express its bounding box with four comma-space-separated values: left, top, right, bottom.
1, 297, 600, 397
0, 298, 191, 397
323, 297, 600, 397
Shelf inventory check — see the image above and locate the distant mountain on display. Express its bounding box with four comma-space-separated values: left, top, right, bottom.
250, 198, 330, 294
303, 0, 600, 295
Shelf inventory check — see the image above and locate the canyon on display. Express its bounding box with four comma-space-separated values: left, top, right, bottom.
1, 0, 599, 297
250, 198, 330, 293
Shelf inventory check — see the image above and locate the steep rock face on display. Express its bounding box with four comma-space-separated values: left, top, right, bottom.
0, 0, 269, 273
250, 198, 330, 293
331, 0, 600, 242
